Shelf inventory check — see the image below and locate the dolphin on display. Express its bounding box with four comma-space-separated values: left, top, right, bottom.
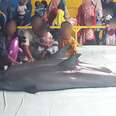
0, 46, 116, 94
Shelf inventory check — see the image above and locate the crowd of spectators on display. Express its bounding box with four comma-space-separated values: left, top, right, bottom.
0, 0, 116, 70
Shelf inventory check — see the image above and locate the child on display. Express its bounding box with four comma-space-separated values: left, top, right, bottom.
35, 1, 48, 23
41, 0, 48, 9
0, 20, 21, 70
59, 21, 79, 57
17, 0, 27, 25
35, 1, 41, 15
37, 24, 59, 59
35, 1, 46, 17
105, 25, 116, 46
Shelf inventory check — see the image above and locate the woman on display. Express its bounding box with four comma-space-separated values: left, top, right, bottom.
48, 0, 60, 25
0, 20, 21, 70
77, 0, 96, 45
48, 0, 68, 25
53, 5, 65, 26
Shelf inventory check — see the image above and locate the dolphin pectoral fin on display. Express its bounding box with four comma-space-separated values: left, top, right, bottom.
55, 45, 71, 58
59, 53, 81, 68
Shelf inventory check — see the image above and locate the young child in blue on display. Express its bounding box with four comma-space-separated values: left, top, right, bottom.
35, 1, 47, 17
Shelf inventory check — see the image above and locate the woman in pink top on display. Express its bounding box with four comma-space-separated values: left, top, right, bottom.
5, 20, 20, 65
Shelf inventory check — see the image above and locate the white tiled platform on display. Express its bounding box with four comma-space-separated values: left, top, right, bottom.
0, 88, 116, 116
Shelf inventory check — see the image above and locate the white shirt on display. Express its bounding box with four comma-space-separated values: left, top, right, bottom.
17, 5, 27, 15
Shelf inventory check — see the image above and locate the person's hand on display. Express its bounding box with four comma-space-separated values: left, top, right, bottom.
41, 51, 47, 58
28, 58, 35, 63
12, 61, 20, 65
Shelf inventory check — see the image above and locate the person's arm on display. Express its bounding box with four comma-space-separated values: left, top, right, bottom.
8, 55, 19, 65
71, 37, 79, 55
22, 44, 34, 62
21, 31, 34, 62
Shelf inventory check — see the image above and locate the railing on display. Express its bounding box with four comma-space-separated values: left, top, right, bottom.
17, 25, 114, 39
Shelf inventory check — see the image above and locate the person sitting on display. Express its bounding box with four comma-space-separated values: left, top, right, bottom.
59, 21, 79, 57
0, 20, 22, 70
22, 15, 58, 60
36, 24, 59, 59
22, 16, 43, 62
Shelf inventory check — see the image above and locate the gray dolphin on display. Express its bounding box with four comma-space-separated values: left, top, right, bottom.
0, 46, 116, 94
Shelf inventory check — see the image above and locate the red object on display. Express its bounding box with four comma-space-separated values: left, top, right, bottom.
48, 8, 58, 25
76, 5, 96, 26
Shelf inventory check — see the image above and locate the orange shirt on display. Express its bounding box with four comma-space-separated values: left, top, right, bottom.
59, 37, 79, 56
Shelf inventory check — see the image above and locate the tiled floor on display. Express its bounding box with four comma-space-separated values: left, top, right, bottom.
0, 88, 116, 116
